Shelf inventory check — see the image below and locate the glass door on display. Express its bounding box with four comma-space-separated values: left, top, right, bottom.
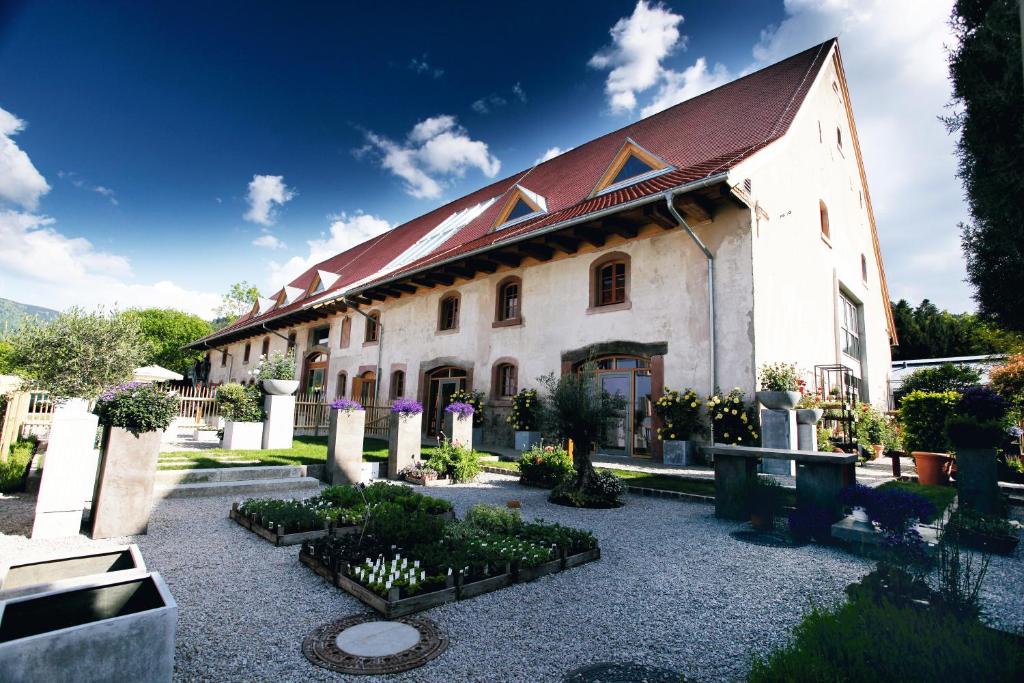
599, 373, 630, 457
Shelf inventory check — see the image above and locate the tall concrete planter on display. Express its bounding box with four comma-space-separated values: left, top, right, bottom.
262, 394, 296, 450
443, 412, 474, 450
795, 409, 824, 452
328, 408, 366, 485
0, 545, 146, 600
90, 427, 162, 539
663, 440, 700, 465
0, 572, 176, 683
222, 421, 262, 450
955, 448, 999, 514
388, 412, 422, 480
514, 431, 541, 452
32, 398, 99, 540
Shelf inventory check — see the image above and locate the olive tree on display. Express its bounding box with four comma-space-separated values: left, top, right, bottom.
10, 307, 145, 399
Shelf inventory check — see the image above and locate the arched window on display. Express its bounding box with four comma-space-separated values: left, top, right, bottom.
390, 370, 406, 400
220, 349, 227, 367
243, 342, 251, 364
495, 277, 521, 323
591, 253, 629, 308
861, 254, 868, 282
260, 337, 270, 358
819, 201, 830, 240
438, 295, 459, 332
355, 371, 376, 404
335, 372, 348, 399
286, 331, 297, 352
494, 362, 517, 399
365, 312, 380, 343
340, 317, 351, 348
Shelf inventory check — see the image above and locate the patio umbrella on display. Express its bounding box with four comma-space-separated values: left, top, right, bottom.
133, 365, 184, 382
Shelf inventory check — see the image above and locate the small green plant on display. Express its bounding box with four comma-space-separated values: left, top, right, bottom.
94, 382, 178, 436
1, 437, 36, 493
898, 390, 959, 453
550, 469, 624, 508
507, 388, 540, 431
744, 476, 785, 517
758, 362, 801, 392
935, 535, 990, 621
518, 444, 575, 488
425, 438, 481, 483
653, 387, 707, 441
217, 383, 264, 422
463, 503, 523, 535
253, 351, 296, 381
817, 425, 833, 452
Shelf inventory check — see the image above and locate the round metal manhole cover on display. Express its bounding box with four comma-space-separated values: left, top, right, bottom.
563, 661, 681, 683
302, 614, 448, 675
729, 528, 805, 548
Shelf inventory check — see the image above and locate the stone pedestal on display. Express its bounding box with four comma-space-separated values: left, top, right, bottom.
514, 431, 541, 452
223, 421, 262, 450
759, 409, 796, 476
328, 409, 366, 485
796, 424, 818, 452
91, 427, 162, 539
956, 447, 999, 515
714, 453, 758, 520
388, 412, 422, 479
32, 399, 98, 539
443, 413, 473, 449
663, 440, 700, 466
262, 394, 295, 450
796, 459, 853, 521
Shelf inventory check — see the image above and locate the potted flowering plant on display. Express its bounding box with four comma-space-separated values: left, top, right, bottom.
756, 362, 802, 410
707, 389, 760, 446
795, 382, 825, 425
854, 403, 896, 459
654, 387, 707, 465
91, 382, 178, 538
255, 351, 298, 395
327, 398, 365, 485
899, 390, 959, 485
400, 460, 440, 485
946, 386, 1011, 514
388, 398, 423, 477
217, 382, 264, 450
507, 388, 542, 451
443, 401, 475, 448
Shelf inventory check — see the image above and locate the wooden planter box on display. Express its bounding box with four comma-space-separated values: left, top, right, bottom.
228, 503, 329, 547
456, 564, 512, 600
563, 547, 601, 569
515, 557, 563, 582
404, 474, 448, 487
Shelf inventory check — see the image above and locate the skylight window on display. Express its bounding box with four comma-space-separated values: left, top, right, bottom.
380, 196, 497, 275
592, 138, 673, 197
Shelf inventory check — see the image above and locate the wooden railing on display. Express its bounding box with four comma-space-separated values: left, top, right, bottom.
295, 391, 331, 434
176, 386, 219, 425
364, 403, 391, 439
23, 391, 56, 426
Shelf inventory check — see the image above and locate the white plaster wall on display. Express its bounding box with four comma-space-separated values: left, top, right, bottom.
739, 47, 893, 406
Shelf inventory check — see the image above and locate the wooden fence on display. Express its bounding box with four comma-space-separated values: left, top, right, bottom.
176, 386, 220, 425
293, 393, 392, 438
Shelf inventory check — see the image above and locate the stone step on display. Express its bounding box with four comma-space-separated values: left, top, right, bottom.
154, 476, 321, 499
155, 465, 311, 486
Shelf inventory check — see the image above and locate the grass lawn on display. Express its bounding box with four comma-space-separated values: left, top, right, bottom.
877, 480, 957, 523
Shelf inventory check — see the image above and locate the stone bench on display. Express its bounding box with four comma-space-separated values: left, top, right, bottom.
706, 444, 857, 520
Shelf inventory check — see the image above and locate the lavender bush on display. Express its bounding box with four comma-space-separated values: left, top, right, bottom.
866, 488, 935, 534
391, 398, 423, 417
330, 398, 363, 413
444, 401, 475, 419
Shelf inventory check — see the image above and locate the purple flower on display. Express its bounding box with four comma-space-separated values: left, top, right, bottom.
838, 483, 875, 509
444, 401, 474, 418
98, 381, 147, 402
391, 398, 423, 416
330, 398, 363, 412
866, 488, 935, 534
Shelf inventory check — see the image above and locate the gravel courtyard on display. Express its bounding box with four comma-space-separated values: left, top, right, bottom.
2, 473, 1021, 683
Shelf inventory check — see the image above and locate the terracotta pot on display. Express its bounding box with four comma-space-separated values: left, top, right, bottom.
871, 444, 885, 460
750, 511, 774, 531
912, 451, 953, 486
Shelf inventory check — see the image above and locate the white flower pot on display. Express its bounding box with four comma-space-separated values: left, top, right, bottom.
261, 379, 299, 396
756, 391, 801, 411
222, 421, 263, 450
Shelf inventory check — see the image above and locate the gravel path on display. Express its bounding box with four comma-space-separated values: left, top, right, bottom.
2, 474, 1021, 683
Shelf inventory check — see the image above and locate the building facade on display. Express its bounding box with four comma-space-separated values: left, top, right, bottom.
191, 39, 896, 461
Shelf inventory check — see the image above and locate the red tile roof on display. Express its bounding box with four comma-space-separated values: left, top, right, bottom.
198, 39, 835, 344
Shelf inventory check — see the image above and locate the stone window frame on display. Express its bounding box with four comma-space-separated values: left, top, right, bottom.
220, 349, 227, 367
819, 200, 831, 245
335, 371, 348, 399
491, 359, 518, 402
437, 293, 461, 334
390, 369, 406, 400
493, 276, 523, 327
260, 336, 270, 358
588, 251, 631, 313
242, 342, 251, 364
339, 316, 351, 349
364, 311, 381, 345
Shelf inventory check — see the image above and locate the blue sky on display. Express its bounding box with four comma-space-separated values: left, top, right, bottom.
0, 1, 971, 317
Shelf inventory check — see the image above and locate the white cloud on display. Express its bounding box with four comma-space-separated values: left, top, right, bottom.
471, 94, 507, 115
750, 0, 972, 312
0, 209, 220, 318
252, 232, 285, 249
512, 82, 527, 103
57, 171, 119, 206
268, 211, 392, 289
244, 174, 295, 225
360, 116, 500, 199
589, 1, 685, 113
640, 57, 731, 117
535, 146, 572, 164
0, 106, 50, 210
93, 185, 118, 205
409, 55, 444, 79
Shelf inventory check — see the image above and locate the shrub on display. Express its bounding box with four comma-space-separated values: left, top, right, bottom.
707, 389, 760, 445
758, 362, 801, 391
253, 351, 296, 381
463, 503, 522, 535
744, 476, 785, 516
853, 403, 897, 448
94, 382, 178, 436
1, 438, 36, 493
448, 388, 485, 427
550, 469, 624, 508
217, 383, 263, 422
9, 307, 144, 399
518, 444, 575, 488
366, 502, 445, 549
898, 390, 959, 453
947, 385, 1012, 448
426, 439, 480, 483
653, 387, 707, 441
748, 598, 1024, 682
507, 388, 541, 431
899, 363, 982, 395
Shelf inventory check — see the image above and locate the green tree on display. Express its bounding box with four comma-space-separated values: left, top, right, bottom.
945, 0, 1024, 331
214, 281, 261, 324
121, 308, 213, 375
891, 299, 1022, 360
10, 308, 145, 399
0, 339, 16, 375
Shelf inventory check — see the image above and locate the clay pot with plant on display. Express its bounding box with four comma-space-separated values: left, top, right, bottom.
899, 390, 959, 486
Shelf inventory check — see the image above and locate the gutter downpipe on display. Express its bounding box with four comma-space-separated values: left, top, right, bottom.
663, 191, 717, 392
342, 297, 383, 406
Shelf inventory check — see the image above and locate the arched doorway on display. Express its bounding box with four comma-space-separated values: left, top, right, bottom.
303, 352, 329, 396
351, 371, 377, 405
425, 366, 467, 436
579, 355, 652, 458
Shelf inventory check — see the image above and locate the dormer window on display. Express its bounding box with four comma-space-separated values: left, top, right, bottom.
592, 139, 672, 196
493, 185, 546, 231
307, 270, 340, 297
